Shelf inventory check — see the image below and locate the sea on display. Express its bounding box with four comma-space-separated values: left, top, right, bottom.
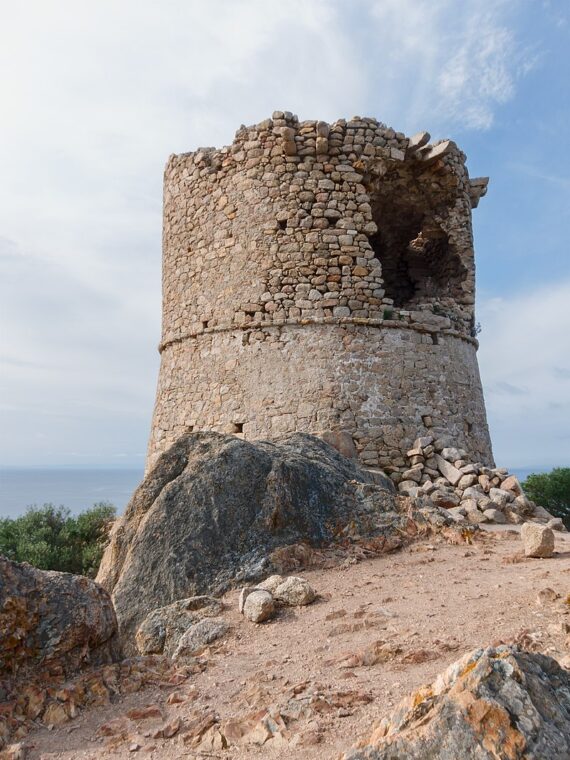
0, 468, 144, 518
0, 464, 547, 520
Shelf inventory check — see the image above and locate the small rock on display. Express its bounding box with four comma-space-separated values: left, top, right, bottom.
441, 447, 462, 462
466, 509, 487, 525
238, 587, 255, 614
435, 455, 462, 486
548, 517, 566, 532
501, 475, 523, 496
447, 507, 466, 523
430, 489, 460, 509
274, 576, 316, 606
462, 486, 486, 502
537, 588, 559, 605
457, 474, 477, 490
461, 498, 479, 513
489, 488, 511, 509
256, 575, 285, 594
533, 504, 557, 522
401, 467, 423, 483
504, 508, 524, 524
398, 480, 420, 496
483, 508, 507, 524
521, 522, 555, 558
513, 494, 534, 516
243, 590, 275, 623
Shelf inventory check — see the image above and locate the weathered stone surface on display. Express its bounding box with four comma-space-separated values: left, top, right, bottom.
457, 473, 477, 490
430, 489, 460, 509
255, 575, 285, 594
243, 590, 275, 623
547, 517, 566, 532
501, 474, 523, 495
0, 556, 120, 680
435, 455, 462, 486
514, 494, 535, 515
135, 596, 224, 656
97, 432, 397, 647
273, 577, 315, 606
440, 447, 463, 463
172, 619, 229, 659
488, 487, 511, 508
344, 646, 570, 759
483, 508, 507, 523
521, 522, 555, 558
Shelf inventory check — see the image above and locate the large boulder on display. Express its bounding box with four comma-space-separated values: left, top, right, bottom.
0, 557, 120, 681
97, 432, 397, 648
345, 646, 570, 759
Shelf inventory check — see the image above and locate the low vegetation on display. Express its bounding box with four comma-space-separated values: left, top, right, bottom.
0, 502, 116, 577
523, 467, 570, 528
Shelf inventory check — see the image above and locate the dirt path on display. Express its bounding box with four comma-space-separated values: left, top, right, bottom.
26, 526, 570, 759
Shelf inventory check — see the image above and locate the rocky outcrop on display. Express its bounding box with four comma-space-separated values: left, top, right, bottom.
344, 645, 570, 759
97, 431, 402, 648
0, 557, 120, 683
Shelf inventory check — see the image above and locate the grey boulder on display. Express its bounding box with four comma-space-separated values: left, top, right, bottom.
97, 432, 396, 647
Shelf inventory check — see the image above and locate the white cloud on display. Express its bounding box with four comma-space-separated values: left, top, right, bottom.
478, 281, 570, 468
0, 1, 540, 465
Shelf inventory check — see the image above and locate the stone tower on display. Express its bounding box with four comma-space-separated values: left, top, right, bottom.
147, 112, 493, 473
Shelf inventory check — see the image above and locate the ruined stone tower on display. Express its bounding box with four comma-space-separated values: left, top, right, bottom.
147, 112, 493, 473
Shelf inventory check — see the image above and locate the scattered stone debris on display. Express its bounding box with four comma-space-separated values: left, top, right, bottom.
0, 655, 199, 752
344, 645, 570, 759
395, 435, 561, 529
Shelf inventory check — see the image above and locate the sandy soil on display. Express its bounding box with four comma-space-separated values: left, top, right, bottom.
24, 525, 570, 759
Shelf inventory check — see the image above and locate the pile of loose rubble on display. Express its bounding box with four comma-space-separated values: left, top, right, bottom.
393, 436, 564, 530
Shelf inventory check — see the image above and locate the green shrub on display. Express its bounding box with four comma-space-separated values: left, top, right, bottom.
0, 502, 116, 577
522, 467, 570, 528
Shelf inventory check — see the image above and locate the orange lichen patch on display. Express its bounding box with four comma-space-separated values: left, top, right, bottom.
465, 699, 526, 759
459, 659, 479, 678
412, 686, 433, 709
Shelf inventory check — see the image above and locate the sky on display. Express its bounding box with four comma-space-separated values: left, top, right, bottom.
0, 0, 568, 470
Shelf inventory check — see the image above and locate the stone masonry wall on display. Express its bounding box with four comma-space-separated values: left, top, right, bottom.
147, 112, 492, 472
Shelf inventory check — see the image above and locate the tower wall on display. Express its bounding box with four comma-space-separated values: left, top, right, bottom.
148, 113, 493, 472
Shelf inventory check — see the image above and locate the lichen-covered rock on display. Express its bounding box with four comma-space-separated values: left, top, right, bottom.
172, 619, 229, 659
135, 596, 224, 656
243, 590, 275, 623
273, 576, 316, 606
344, 646, 570, 759
97, 432, 397, 648
521, 522, 555, 558
0, 556, 120, 681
